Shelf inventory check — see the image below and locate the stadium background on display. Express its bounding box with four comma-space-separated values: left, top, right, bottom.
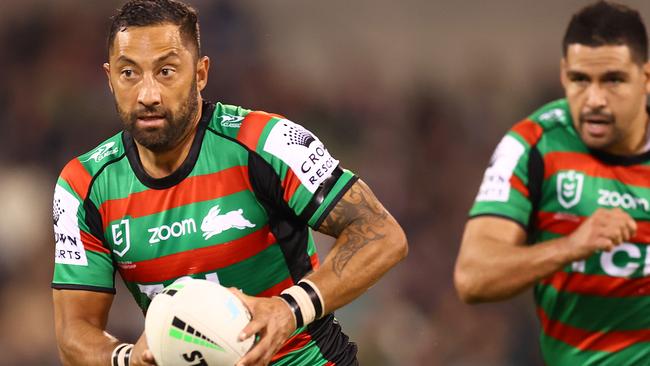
2, 0, 650, 365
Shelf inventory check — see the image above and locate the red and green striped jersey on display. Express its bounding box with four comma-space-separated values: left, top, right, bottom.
52, 101, 358, 366
470, 99, 650, 365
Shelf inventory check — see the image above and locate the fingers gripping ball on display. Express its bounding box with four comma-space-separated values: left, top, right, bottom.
145, 279, 254, 365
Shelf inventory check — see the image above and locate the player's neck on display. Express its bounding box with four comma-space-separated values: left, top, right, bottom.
136, 108, 203, 179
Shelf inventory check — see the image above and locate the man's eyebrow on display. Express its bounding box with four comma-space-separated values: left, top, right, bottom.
601, 70, 628, 79
566, 70, 589, 78
154, 50, 181, 64
115, 55, 137, 65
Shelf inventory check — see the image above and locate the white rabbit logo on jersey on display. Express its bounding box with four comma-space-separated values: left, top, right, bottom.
201, 205, 256, 240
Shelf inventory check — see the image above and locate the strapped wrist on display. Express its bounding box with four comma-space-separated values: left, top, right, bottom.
111, 343, 134, 366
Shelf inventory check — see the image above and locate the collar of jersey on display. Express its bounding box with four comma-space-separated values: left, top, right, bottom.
122, 101, 215, 190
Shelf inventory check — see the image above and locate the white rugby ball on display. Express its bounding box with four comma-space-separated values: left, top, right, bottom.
145, 279, 254, 366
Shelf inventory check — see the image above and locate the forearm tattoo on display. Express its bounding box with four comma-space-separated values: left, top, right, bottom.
319, 180, 388, 277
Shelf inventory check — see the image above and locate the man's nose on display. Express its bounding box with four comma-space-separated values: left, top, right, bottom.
584, 83, 607, 110
137, 74, 162, 107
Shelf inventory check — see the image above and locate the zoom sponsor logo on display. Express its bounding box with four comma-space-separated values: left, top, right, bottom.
148, 218, 197, 244
597, 189, 649, 212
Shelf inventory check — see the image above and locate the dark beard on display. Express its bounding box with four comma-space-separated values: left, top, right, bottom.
118, 81, 199, 153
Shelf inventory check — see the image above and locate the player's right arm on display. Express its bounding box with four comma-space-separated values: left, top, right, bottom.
53, 289, 116, 365
455, 209, 636, 303
453, 119, 636, 303
51, 159, 155, 365
53, 289, 155, 366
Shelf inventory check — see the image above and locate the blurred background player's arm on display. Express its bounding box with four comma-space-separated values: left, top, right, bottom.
53, 289, 153, 366
454, 209, 636, 304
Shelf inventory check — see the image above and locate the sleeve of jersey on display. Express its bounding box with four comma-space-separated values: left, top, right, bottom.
468, 120, 542, 227
51, 160, 115, 293
238, 112, 358, 229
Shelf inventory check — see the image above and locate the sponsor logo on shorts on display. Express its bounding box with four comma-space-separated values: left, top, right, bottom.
557, 170, 584, 209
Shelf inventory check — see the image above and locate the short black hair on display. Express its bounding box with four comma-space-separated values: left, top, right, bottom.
107, 0, 200, 57
563, 1, 648, 64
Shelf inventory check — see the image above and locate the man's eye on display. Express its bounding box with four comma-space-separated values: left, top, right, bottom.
121, 70, 134, 78
161, 68, 175, 77
570, 75, 589, 83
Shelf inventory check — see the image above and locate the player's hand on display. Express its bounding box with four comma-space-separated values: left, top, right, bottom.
131, 331, 157, 366
229, 288, 296, 366
566, 208, 637, 259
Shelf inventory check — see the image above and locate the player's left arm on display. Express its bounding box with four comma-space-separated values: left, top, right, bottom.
232, 180, 407, 366
308, 179, 408, 312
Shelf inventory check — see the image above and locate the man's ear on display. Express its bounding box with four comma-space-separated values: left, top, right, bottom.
196, 56, 210, 92
560, 58, 569, 90
103, 63, 114, 94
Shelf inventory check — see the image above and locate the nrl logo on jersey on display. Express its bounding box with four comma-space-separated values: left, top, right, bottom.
557, 170, 584, 209
201, 205, 256, 240
82, 141, 119, 163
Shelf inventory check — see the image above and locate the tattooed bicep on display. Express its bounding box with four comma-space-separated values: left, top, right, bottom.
318, 179, 388, 238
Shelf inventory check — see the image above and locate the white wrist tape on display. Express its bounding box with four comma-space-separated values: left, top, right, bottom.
281, 280, 325, 326
111, 343, 134, 366
282, 285, 315, 326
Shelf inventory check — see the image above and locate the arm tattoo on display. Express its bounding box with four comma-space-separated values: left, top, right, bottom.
319, 180, 388, 277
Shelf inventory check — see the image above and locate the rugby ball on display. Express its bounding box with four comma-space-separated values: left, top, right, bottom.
145, 279, 254, 366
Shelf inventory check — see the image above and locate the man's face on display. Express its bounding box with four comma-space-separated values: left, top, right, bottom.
104, 24, 208, 152
561, 44, 650, 154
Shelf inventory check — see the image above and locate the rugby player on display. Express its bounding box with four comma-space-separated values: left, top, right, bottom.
455, 1, 650, 364
51, 1, 407, 365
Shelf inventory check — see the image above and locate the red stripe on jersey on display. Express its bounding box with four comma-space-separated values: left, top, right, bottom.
544, 151, 650, 188
283, 169, 303, 203
540, 271, 650, 298
511, 119, 543, 145
80, 230, 109, 254
99, 166, 251, 227
537, 211, 650, 243
537, 306, 650, 352
237, 111, 276, 151
510, 174, 528, 197
310, 253, 320, 270
273, 332, 313, 362
257, 277, 295, 297
117, 226, 275, 283
61, 158, 92, 199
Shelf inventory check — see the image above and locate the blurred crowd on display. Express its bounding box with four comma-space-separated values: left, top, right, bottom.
3, 1, 647, 365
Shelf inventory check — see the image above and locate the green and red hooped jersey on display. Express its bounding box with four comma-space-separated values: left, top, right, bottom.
52, 101, 358, 366
470, 99, 650, 365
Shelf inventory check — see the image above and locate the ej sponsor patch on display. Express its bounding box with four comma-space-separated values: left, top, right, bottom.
53, 185, 88, 266
263, 119, 339, 193
476, 135, 525, 202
